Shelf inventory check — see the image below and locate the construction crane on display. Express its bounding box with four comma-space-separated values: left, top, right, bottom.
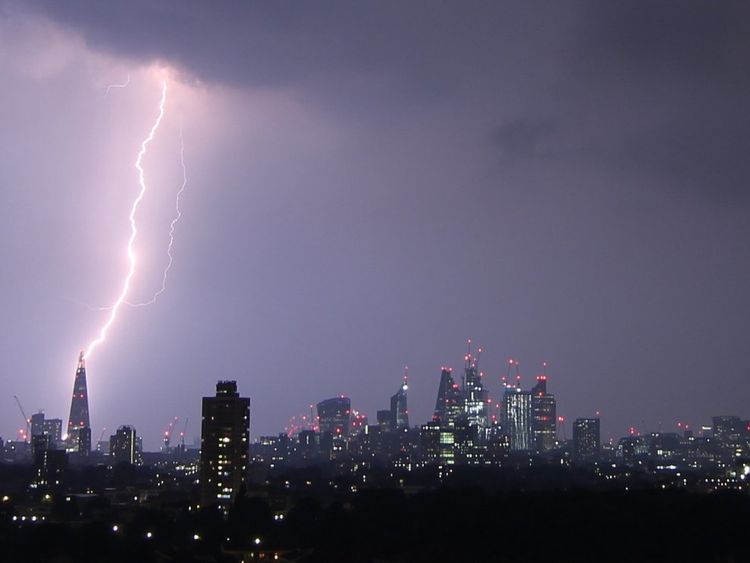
504, 358, 521, 389
163, 416, 179, 452
13, 396, 30, 443
178, 417, 189, 449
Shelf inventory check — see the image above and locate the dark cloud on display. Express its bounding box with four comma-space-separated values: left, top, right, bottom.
3, 0, 750, 443
617, 117, 750, 201
577, 1, 750, 80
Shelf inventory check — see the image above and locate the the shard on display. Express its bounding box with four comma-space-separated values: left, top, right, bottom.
66, 351, 91, 453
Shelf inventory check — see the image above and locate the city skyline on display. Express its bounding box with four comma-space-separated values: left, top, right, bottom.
7, 338, 741, 453
2, 1, 750, 450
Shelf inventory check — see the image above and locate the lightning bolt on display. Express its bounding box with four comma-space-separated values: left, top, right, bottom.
128, 118, 187, 307
84, 80, 168, 361
104, 74, 131, 97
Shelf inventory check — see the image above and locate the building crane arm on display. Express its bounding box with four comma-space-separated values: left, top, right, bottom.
13, 395, 30, 442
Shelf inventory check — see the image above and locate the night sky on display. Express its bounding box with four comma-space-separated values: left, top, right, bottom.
1, 1, 749, 449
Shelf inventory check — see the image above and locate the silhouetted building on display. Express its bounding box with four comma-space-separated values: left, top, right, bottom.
33, 448, 67, 490
66, 352, 91, 454
200, 381, 250, 513
30, 412, 45, 438
43, 418, 63, 449
433, 368, 462, 427
110, 426, 137, 464
712, 416, 742, 443
503, 386, 533, 451
251, 434, 289, 467
390, 378, 409, 430
420, 421, 440, 464
296, 430, 319, 463
317, 397, 351, 437
531, 375, 556, 452
377, 410, 392, 432
573, 418, 600, 463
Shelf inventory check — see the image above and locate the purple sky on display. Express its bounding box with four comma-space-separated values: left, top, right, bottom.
1, 1, 749, 449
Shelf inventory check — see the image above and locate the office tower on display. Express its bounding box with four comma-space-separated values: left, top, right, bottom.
296, 429, 319, 463
531, 375, 556, 452
420, 420, 455, 466
30, 413, 47, 456
712, 416, 742, 443
573, 418, 601, 463
390, 378, 409, 430
30, 412, 45, 438
66, 352, 91, 453
420, 421, 441, 464
503, 385, 533, 451
43, 419, 63, 449
377, 410, 392, 432
433, 368, 462, 426
317, 397, 351, 437
110, 426, 137, 464
461, 345, 489, 431
199, 381, 250, 512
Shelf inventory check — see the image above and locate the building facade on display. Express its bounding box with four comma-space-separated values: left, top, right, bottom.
573, 418, 601, 463
199, 381, 250, 513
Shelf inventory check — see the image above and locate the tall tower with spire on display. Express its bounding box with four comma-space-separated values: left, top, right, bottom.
66, 352, 91, 453
390, 367, 410, 430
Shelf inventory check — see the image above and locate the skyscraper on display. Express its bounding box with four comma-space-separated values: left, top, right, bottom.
573, 418, 601, 463
110, 425, 137, 464
199, 381, 250, 513
503, 385, 533, 451
461, 345, 489, 431
43, 418, 63, 449
433, 368, 462, 427
317, 397, 351, 437
390, 378, 409, 430
66, 352, 90, 454
531, 375, 556, 452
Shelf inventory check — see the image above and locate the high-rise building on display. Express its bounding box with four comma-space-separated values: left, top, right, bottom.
376, 410, 392, 432
199, 381, 250, 512
66, 352, 91, 454
461, 346, 489, 432
43, 418, 63, 449
712, 416, 742, 443
110, 426, 137, 464
433, 368, 462, 427
420, 421, 441, 465
33, 448, 67, 490
503, 386, 533, 451
390, 378, 409, 430
317, 397, 351, 437
531, 375, 556, 452
30, 412, 46, 438
573, 418, 601, 463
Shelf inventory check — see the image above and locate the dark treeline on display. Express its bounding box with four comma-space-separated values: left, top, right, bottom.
1, 487, 748, 562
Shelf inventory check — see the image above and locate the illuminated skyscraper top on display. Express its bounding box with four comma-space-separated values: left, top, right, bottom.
461, 342, 489, 431
67, 353, 90, 431
66, 352, 91, 453
390, 371, 409, 430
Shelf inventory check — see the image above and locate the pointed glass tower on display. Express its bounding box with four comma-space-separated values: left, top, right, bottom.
66, 352, 91, 452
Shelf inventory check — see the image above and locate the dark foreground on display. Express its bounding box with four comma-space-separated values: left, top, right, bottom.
1, 487, 748, 563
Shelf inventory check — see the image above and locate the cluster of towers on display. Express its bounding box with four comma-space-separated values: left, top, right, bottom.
431, 343, 557, 455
